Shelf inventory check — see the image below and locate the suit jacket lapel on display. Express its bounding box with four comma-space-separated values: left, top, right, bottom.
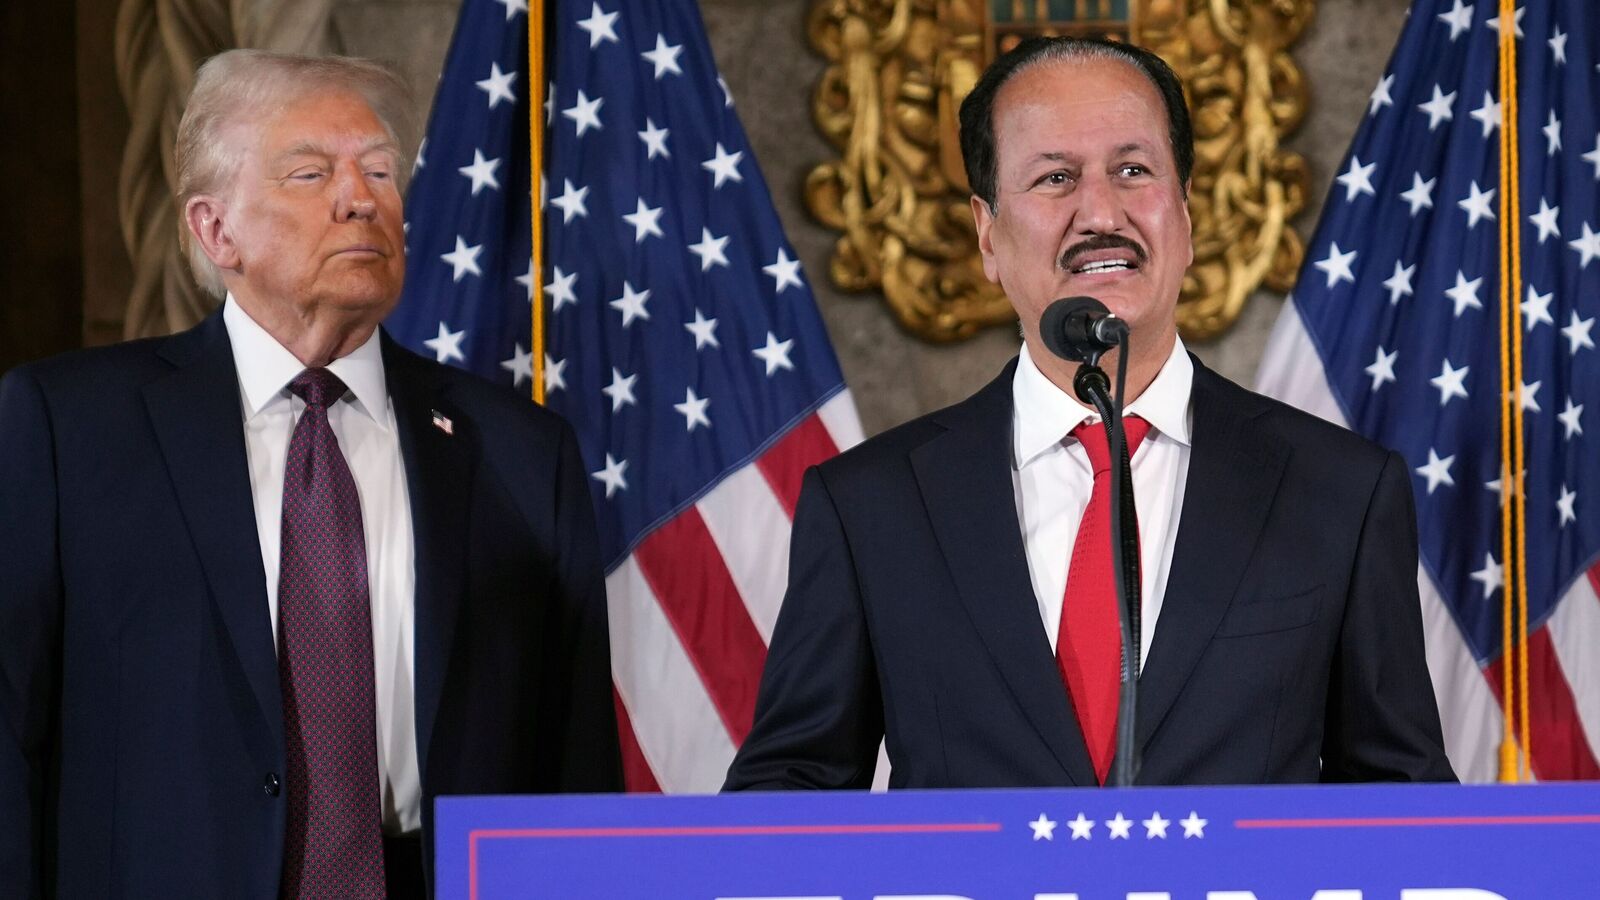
143, 312, 283, 746
383, 335, 475, 782
911, 360, 1099, 786
1136, 359, 1288, 751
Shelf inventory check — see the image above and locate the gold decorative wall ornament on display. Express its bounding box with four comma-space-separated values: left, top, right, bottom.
804, 0, 1313, 342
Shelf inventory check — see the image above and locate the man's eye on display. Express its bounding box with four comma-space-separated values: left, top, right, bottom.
1040, 171, 1070, 186
367, 170, 391, 180
290, 171, 324, 182
1119, 164, 1148, 177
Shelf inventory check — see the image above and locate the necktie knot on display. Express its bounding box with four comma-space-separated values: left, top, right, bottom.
288, 368, 349, 409
1071, 415, 1152, 475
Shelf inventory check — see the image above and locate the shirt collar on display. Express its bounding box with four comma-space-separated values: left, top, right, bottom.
222, 294, 390, 429
1012, 336, 1194, 469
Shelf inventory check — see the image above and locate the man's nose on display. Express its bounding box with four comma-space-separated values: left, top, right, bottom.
1071, 173, 1121, 235
335, 163, 379, 222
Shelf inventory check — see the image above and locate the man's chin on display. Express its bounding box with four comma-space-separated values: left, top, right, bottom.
315, 272, 403, 313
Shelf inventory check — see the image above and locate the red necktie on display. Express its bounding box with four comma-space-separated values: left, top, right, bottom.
1057, 415, 1151, 785
277, 368, 386, 898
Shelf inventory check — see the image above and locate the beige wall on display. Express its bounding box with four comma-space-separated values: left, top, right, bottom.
74, 0, 1410, 435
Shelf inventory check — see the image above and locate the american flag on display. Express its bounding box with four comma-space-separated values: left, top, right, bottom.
1258, 0, 1599, 780
387, 0, 863, 791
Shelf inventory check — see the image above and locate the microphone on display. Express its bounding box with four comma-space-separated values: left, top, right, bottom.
1040, 294, 1142, 786
1039, 296, 1129, 365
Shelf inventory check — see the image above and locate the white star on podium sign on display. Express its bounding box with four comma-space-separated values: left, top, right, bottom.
1028, 813, 1057, 841
1067, 812, 1095, 840
1143, 812, 1171, 839
1105, 813, 1133, 839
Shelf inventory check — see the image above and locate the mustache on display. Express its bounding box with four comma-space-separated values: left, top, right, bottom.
1059, 234, 1148, 272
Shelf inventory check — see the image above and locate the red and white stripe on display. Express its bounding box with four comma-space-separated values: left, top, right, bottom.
608, 390, 865, 792
1257, 301, 1600, 781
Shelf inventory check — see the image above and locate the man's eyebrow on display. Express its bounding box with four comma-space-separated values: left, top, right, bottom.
1027, 151, 1074, 165
1020, 142, 1160, 170
272, 138, 401, 165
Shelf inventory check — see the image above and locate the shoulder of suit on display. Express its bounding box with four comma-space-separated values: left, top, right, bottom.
3, 332, 182, 399
819, 408, 945, 475
814, 355, 1012, 484
812, 380, 998, 487
1196, 364, 1394, 467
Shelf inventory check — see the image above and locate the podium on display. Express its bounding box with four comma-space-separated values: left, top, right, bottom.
436, 783, 1600, 898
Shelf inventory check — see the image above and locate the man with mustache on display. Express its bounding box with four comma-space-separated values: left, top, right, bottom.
0, 51, 620, 898
725, 37, 1454, 789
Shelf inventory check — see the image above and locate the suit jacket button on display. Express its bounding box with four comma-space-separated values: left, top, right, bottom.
264, 773, 281, 797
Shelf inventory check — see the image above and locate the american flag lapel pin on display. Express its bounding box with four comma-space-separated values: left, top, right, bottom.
431, 409, 454, 435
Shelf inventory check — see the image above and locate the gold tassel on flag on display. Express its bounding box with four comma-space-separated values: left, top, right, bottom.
1494, 0, 1530, 784
530, 0, 548, 404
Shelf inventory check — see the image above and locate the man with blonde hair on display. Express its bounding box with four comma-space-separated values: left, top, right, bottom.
0, 49, 621, 899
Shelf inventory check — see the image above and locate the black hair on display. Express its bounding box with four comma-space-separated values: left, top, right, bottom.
957, 35, 1194, 212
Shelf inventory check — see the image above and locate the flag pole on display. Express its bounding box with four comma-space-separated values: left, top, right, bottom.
1494, 0, 1528, 783
530, 0, 548, 404
1502, 0, 1531, 784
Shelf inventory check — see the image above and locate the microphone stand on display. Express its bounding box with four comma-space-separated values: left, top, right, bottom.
1071, 334, 1140, 788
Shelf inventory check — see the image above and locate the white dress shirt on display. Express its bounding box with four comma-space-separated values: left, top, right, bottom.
1011, 339, 1194, 668
223, 297, 421, 834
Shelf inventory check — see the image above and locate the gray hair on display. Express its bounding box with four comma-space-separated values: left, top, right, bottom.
174, 49, 417, 297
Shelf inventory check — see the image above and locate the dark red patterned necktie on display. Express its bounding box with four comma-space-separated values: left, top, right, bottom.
277, 367, 386, 898
1057, 415, 1151, 785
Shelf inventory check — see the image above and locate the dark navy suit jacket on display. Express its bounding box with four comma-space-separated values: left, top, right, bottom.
0, 312, 621, 898
725, 357, 1455, 790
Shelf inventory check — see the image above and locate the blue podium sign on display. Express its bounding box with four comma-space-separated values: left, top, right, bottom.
436, 784, 1600, 899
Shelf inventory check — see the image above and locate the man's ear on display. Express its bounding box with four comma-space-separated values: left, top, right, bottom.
184, 195, 240, 271
1180, 178, 1195, 268
970, 194, 1001, 283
